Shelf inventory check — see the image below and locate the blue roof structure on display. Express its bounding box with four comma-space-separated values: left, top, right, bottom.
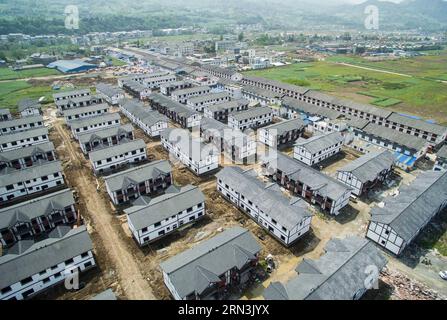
47, 59, 97, 73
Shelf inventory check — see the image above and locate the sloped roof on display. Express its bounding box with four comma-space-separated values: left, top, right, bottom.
0, 127, 48, 146
70, 113, 120, 130
0, 115, 44, 130
205, 99, 249, 113
171, 85, 210, 97
362, 123, 427, 151
77, 124, 134, 145
387, 113, 447, 136
0, 142, 54, 163
0, 189, 74, 230
104, 160, 171, 192
160, 227, 261, 299
436, 145, 447, 160
17, 99, 41, 112
125, 185, 205, 230
96, 83, 125, 98
282, 96, 342, 120
63, 103, 109, 117
0, 226, 93, 290
338, 150, 395, 183
263, 237, 387, 300
187, 92, 230, 105
261, 118, 306, 136
216, 167, 313, 230
229, 106, 272, 121
261, 152, 351, 201
295, 132, 344, 154
0, 160, 63, 187
370, 170, 447, 242
53, 89, 90, 100
88, 139, 146, 162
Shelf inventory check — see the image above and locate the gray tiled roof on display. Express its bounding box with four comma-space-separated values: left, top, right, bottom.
205, 99, 249, 113
0, 161, 63, 187
160, 227, 261, 299
104, 160, 171, 192
338, 150, 395, 183
161, 128, 218, 161
53, 89, 90, 100
172, 85, 210, 96
229, 106, 272, 121
77, 124, 134, 145
370, 170, 447, 242
17, 99, 41, 112
187, 92, 230, 105
70, 113, 121, 130
88, 139, 146, 162
242, 85, 282, 99
282, 96, 341, 120
216, 167, 313, 230
0, 127, 48, 145
295, 132, 344, 154
0, 226, 93, 290
437, 145, 447, 160
0, 109, 11, 116
125, 185, 205, 230
0, 189, 74, 230
0, 115, 44, 130
262, 152, 351, 201
149, 93, 199, 118
0, 142, 55, 162
121, 79, 148, 92
63, 103, 109, 117
263, 236, 387, 300
261, 118, 306, 136
243, 75, 309, 95
362, 123, 427, 151
200, 118, 253, 147
96, 83, 124, 98
387, 113, 447, 136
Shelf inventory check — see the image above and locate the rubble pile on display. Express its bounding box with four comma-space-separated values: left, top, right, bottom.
381, 268, 445, 300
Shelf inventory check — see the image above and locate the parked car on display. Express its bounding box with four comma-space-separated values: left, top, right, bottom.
439, 270, 447, 280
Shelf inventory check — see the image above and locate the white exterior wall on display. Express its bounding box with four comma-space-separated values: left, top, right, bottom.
337, 171, 363, 196
0, 134, 49, 152
91, 147, 147, 174
433, 159, 447, 172
172, 88, 211, 104
161, 138, 218, 175
64, 107, 109, 123
0, 119, 44, 135
20, 108, 41, 117
129, 202, 205, 246
0, 172, 64, 203
227, 112, 273, 131
366, 222, 404, 255
186, 96, 230, 112
216, 180, 312, 246
293, 141, 343, 166
186, 114, 203, 128
258, 128, 276, 148
144, 75, 177, 89
72, 119, 121, 139
162, 271, 183, 300
0, 251, 95, 301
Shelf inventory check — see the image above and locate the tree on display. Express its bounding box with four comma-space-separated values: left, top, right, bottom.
238, 32, 244, 42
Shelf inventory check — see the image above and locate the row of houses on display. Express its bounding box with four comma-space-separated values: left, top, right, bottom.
96, 83, 125, 106
161, 128, 219, 176
200, 117, 257, 164
258, 118, 306, 148
69, 113, 121, 138
242, 76, 447, 146
216, 167, 313, 246
148, 93, 202, 128
120, 99, 169, 137
63, 103, 109, 122
203, 99, 249, 122
0, 115, 45, 135
0, 107, 97, 300
293, 132, 345, 166
171, 85, 211, 104
227, 106, 273, 131
121, 79, 153, 101
55, 94, 104, 113
77, 124, 135, 154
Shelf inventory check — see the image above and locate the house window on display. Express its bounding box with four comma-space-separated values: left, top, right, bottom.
20, 277, 33, 286
154, 222, 161, 228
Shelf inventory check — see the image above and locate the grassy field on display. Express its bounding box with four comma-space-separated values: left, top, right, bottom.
108, 57, 128, 67
244, 53, 447, 124
0, 67, 61, 81
0, 80, 54, 112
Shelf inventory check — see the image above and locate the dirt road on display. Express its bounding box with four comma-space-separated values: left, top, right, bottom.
52, 119, 155, 300
334, 62, 413, 78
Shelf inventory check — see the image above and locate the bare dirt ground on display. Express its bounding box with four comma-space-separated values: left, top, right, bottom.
46, 109, 155, 300
42, 104, 447, 301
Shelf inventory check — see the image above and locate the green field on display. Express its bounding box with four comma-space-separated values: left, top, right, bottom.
107, 57, 128, 67
0, 67, 61, 81
244, 53, 447, 124
0, 80, 54, 112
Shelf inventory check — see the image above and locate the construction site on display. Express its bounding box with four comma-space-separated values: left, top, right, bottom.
36, 99, 447, 301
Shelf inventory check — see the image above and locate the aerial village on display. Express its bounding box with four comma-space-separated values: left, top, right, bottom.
0, 45, 446, 302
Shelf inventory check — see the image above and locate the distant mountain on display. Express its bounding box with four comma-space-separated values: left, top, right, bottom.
0, 0, 445, 34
